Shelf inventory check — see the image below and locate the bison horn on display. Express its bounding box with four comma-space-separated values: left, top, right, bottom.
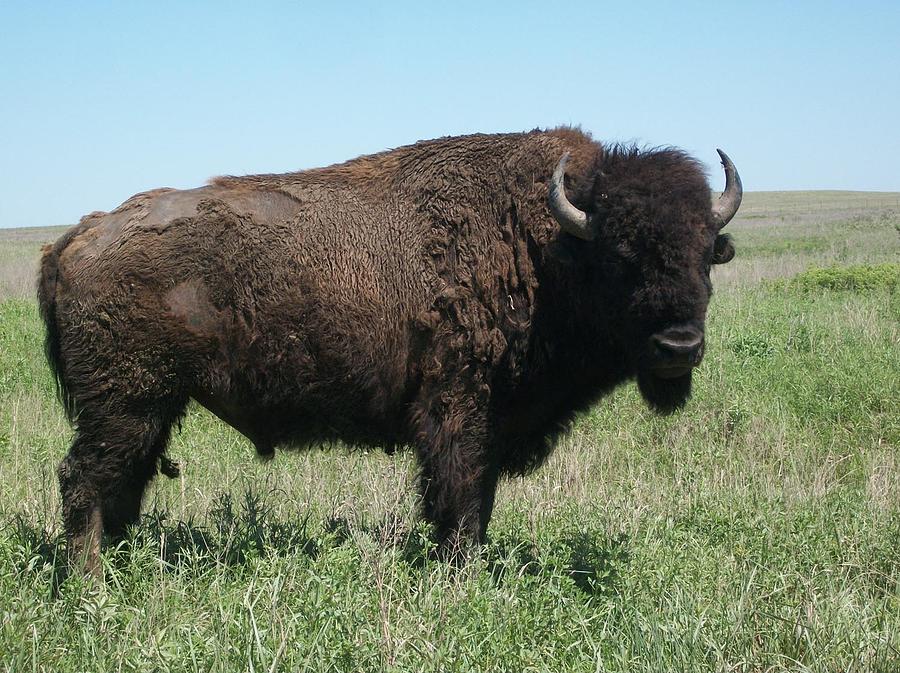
549, 153, 595, 241
711, 149, 742, 229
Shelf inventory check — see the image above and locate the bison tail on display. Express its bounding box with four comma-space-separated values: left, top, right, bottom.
37, 227, 82, 422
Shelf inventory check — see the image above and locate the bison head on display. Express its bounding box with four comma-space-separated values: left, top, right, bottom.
549, 147, 742, 413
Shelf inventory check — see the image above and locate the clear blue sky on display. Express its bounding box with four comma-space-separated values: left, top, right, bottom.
1, 1, 898, 228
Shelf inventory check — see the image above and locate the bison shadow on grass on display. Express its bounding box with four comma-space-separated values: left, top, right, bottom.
11, 489, 628, 597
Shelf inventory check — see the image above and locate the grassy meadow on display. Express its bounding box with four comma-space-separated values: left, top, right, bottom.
0, 192, 898, 672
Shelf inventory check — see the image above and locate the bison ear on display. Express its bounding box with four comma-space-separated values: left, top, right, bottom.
712, 234, 735, 265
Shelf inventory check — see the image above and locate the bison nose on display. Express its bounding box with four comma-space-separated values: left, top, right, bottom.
650, 325, 705, 374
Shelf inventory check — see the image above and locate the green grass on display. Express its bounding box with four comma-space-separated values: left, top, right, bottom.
1, 194, 899, 672
774, 263, 900, 293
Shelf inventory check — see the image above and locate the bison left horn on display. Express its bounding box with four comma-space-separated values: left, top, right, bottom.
548, 153, 595, 241
711, 149, 742, 229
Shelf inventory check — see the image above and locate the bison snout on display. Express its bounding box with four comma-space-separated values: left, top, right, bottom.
649, 325, 705, 377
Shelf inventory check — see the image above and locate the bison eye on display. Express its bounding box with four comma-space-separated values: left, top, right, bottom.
712, 234, 735, 265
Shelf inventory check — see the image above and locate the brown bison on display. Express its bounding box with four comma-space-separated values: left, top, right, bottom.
38, 127, 741, 573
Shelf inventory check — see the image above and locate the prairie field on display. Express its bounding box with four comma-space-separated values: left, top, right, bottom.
0, 192, 898, 672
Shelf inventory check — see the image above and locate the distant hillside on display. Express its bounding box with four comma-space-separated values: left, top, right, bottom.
729, 190, 900, 216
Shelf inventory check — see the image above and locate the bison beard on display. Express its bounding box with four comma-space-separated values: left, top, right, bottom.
637, 371, 694, 415
38, 128, 741, 574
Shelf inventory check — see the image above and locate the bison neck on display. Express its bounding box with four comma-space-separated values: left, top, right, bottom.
487, 237, 634, 475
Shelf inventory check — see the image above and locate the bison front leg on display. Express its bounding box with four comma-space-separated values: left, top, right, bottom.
414, 404, 500, 560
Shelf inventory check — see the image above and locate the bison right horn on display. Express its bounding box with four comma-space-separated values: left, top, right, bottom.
711, 149, 742, 229
548, 153, 595, 241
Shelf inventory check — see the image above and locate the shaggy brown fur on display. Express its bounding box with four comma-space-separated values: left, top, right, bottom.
38, 128, 736, 572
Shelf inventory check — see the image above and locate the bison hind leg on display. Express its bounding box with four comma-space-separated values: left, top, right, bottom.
100, 420, 183, 540
59, 396, 187, 576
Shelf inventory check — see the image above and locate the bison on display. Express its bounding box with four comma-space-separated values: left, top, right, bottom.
38, 127, 741, 573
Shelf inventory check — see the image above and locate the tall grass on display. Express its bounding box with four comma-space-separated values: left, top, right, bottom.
0, 194, 898, 672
